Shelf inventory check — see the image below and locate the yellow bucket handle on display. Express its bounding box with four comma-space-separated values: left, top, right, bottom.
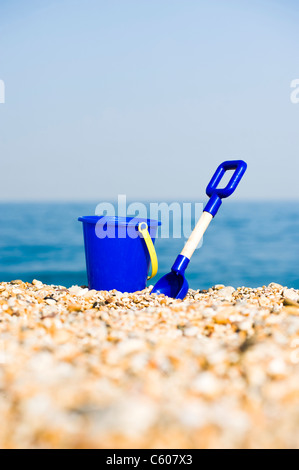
138, 222, 158, 280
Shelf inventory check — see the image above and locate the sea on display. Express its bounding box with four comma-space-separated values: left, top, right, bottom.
0, 201, 298, 290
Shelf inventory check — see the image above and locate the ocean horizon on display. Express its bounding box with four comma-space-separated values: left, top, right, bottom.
0, 201, 298, 290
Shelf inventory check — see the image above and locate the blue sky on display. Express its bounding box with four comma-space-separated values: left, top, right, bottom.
0, 0, 298, 201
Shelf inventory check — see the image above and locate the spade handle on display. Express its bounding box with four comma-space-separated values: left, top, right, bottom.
180, 211, 213, 259
180, 160, 247, 260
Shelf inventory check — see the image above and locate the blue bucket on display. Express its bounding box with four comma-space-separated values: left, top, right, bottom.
78, 216, 161, 292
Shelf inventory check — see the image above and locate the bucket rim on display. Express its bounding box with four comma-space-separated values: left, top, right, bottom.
78, 215, 162, 227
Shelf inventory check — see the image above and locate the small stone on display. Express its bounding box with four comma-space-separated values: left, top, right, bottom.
184, 326, 199, 337
93, 301, 106, 308
237, 320, 253, 331
193, 372, 220, 397
283, 298, 299, 308
267, 358, 287, 378
83, 289, 98, 299
118, 339, 145, 355
283, 306, 299, 316
69, 286, 89, 296
283, 288, 299, 303
214, 312, 231, 325
259, 296, 271, 307
68, 303, 82, 312
32, 279, 43, 288
11, 288, 22, 295
45, 299, 57, 306
216, 286, 235, 300
268, 282, 283, 290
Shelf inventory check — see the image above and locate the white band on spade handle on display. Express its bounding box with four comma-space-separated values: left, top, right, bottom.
180, 211, 213, 260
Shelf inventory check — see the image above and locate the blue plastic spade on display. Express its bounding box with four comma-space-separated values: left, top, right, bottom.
151, 160, 247, 299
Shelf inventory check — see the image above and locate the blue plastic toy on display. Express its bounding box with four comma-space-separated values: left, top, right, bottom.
78, 216, 161, 293
151, 160, 247, 299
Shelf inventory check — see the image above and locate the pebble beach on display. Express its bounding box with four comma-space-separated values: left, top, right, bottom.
0, 280, 299, 449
